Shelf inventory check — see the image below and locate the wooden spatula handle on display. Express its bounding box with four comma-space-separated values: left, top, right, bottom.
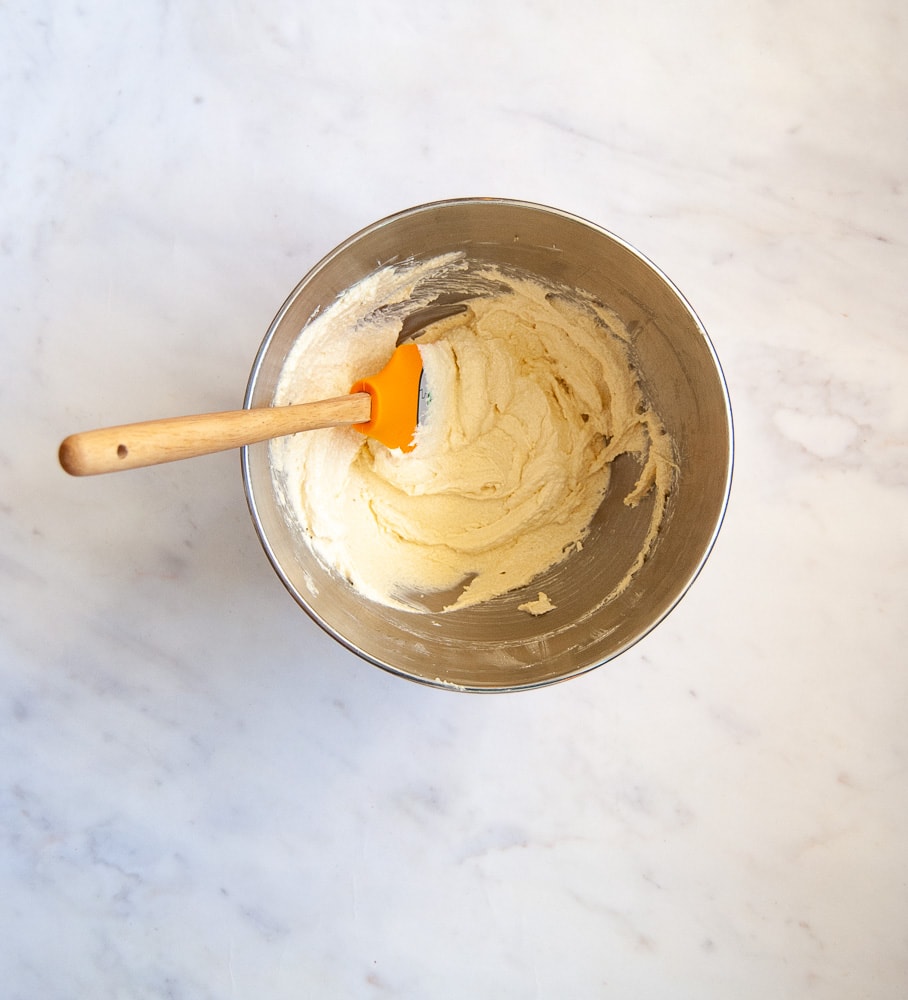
59, 393, 372, 476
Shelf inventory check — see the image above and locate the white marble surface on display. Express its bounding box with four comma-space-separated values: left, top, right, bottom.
2, 1, 907, 996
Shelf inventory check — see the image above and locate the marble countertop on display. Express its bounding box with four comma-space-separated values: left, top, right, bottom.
3, 1, 906, 997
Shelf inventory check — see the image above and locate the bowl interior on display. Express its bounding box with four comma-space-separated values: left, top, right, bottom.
243, 199, 732, 691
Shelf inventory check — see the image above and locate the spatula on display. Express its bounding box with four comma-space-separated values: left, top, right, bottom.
59, 341, 425, 476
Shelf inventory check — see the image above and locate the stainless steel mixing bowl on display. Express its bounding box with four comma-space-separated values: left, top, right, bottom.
242, 198, 733, 691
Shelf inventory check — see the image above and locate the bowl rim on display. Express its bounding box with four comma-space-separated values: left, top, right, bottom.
241, 196, 734, 692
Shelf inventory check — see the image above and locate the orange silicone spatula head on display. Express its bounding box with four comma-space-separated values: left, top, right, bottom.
350, 342, 423, 452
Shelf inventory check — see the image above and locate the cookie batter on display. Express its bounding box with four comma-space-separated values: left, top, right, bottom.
271, 256, 674, 612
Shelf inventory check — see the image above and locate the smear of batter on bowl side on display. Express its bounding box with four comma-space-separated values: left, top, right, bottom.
518, 592, 557, 616
271, 254, 675, 612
